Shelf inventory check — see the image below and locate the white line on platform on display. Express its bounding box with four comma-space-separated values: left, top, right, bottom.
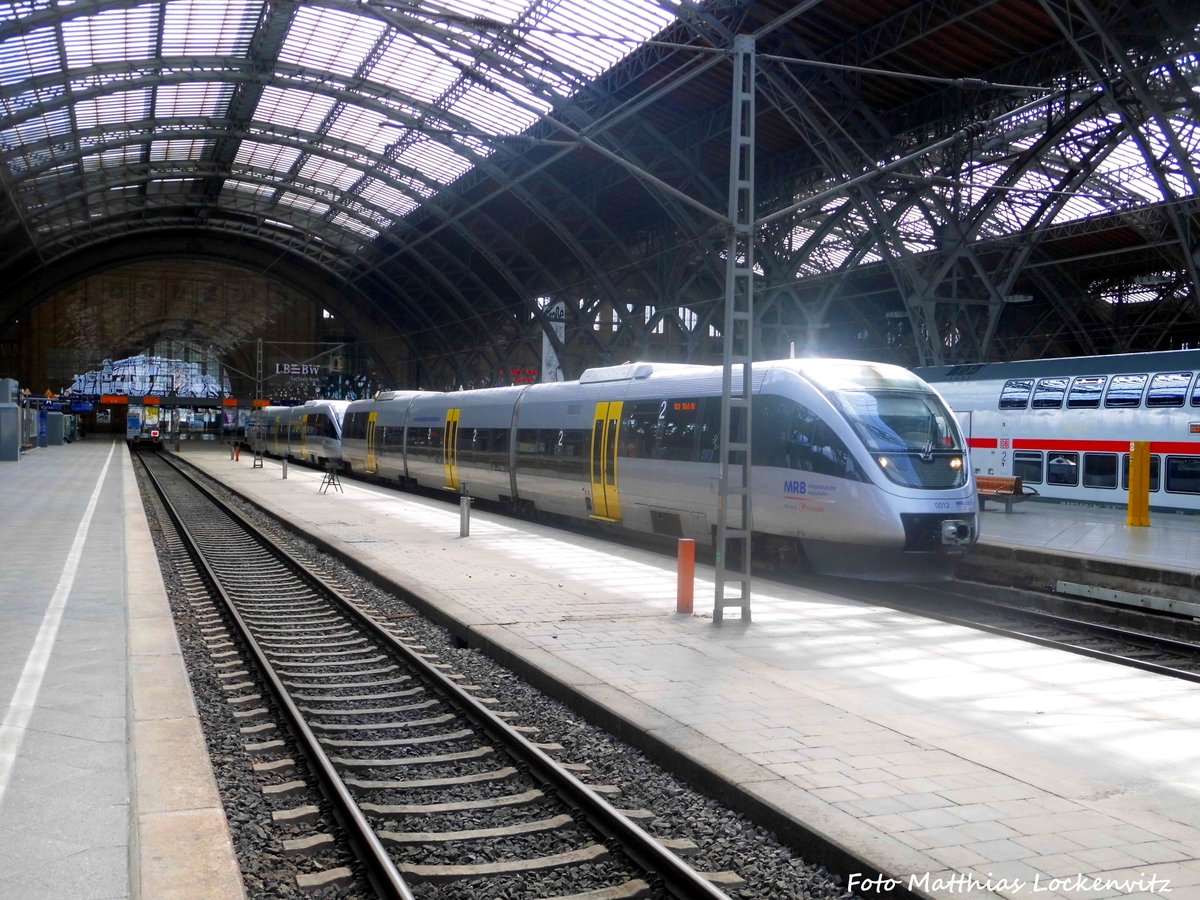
0, 441, 116, 811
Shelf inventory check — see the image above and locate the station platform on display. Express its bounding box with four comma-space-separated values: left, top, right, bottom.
175, 444, 1199, 900
2, 439, 1199, 899
0, 438, 242, 899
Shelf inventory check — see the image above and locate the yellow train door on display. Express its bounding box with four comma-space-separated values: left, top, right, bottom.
298, 414, 308, 460
590, 400, 622, 521
366, 411, 379, 474
443, 407, 461, 490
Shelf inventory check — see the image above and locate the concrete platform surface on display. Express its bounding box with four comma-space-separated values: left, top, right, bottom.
0, 439, 243, 900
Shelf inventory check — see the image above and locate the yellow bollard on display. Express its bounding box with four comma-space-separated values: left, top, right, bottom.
1127, 440, 1150, 527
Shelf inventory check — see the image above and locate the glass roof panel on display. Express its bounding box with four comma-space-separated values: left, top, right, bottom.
234, 139, 303, 173
368, 33, 459, 107
0, 0, 51, 22
82, 145, 142, 171
298, 157, 367, 195
325, 104, 393, 156
439, 0, 527, 25
358, 177, 418, 217
450, 80, 544, 135
279, 6, 386, 80
162, 0, 261, 56
276, 191, 330, 218
150, 138, 213, 162
526, 0, 675, 88
75, 89, 152, 130
62, 5, 158, 68
393, 139, 471, 186
252, 86, 337, 134
0, 26, 61, 87
155, 82, 235, 119
329, 210, 379, 239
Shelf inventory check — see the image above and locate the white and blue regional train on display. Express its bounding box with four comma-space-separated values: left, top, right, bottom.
252, 359, 979, 579
916, 349, 1200, 513
249, 399, 350, 467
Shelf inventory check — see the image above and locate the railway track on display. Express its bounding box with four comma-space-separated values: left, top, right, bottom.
138, 450, 736, 899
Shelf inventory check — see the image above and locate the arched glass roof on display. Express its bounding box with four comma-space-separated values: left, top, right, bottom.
0, 0, 678, 253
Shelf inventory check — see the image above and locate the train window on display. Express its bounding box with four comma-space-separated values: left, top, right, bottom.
620, 400, 659, 459
1121, 454, 1160, 492
999, 379, 1032, 409
1192, 378, 1200, 407
1046, 452, 1079, 486
1013, 451, 1043, 484
1082, 453, 1118, 489
1165, 457, 1200, 494
659, 398, 701, 461
754, 395, 864, 481
1031, 377, 1068, 409
1066, 376, 1105, 408
1146, 372, 1193, 407
1104, 373, 1147, 407
698, 399, 724, 462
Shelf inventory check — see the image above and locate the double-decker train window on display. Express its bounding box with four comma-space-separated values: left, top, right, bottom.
1047, 452, 1079, 486
1082, 453, 1118, 489
999, 379, 1032, 409
1165, 457, 1200, 494
1104, 373, 1147, 407
1146, 372, 1193, 407
1032, 377, 1068, 409
1067, 376, 1105, 408
1013, 450, 1043, 484
1121, 454, 1160, 492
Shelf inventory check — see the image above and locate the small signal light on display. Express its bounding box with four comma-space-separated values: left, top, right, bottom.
151, 430, 160, 438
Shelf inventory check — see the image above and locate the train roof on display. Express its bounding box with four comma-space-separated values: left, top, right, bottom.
915, 348, 1200, 383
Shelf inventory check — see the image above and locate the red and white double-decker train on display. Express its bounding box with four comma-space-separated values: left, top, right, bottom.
917, 349, 1200, 513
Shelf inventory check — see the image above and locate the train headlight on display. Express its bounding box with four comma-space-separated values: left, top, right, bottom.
877, 455, 890, 468
949, 455, 963, 470
941, 519, 972, 546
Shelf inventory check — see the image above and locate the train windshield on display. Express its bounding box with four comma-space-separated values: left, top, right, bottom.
831, 389, 967, 489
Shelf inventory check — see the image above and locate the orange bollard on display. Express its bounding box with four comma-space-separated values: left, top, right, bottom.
676, 538, 695, 614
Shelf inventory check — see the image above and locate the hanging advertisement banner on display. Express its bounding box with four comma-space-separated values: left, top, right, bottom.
541, 301, 565, 383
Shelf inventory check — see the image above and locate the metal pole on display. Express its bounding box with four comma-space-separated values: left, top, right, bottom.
459, 482, 471, 537
714, 33, 755, 624
282, 457, 288, 479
